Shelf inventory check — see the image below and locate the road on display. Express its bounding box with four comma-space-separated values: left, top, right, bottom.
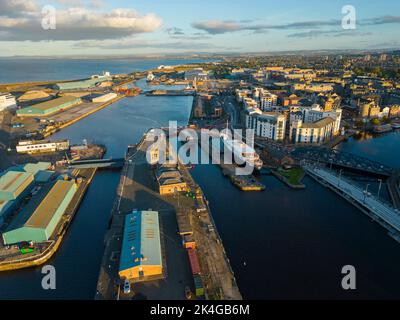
307, 166, 400, 233
221, 96, 239, 129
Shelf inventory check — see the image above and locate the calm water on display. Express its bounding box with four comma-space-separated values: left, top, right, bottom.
0, 57, 210, 84
0, 59, 400, 299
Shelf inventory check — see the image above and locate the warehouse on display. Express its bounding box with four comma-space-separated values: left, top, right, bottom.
0, 171, 34, 201
119, 211, 163, 282
156, 165, 188, 195
91, 92, 117, 103
0, 170, 36, 226
16, 96, 82, 117
2, 180, 77, 245
6, 162, 53, 183
0, 200, 15, 226
54, 74, 112, 91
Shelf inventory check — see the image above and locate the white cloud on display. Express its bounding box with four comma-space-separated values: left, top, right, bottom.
0, 1, 162, 41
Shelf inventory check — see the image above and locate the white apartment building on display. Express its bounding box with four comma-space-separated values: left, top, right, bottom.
0, 93, 17, 111
289, 118, 336, 144
291, 104, 342, 135
235, 89, 252, 103
245, 108, 286, 141
252, 87, 278, 110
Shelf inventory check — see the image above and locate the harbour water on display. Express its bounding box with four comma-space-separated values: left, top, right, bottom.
0, 57, 209, 84
0, 59, 400, 299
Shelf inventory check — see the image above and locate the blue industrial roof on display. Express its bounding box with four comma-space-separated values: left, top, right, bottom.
119, 211, 162, 272
4, 162, 53, 183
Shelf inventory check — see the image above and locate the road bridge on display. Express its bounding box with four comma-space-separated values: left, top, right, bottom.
292, 147, 394, 177
68, 158, 124, 169
306, 165, 400, 242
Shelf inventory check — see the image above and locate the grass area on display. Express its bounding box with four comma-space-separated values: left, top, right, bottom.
278, 167, 305, 185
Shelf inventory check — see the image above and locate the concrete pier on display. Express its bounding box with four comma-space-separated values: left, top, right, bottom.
95, 133, 241, 300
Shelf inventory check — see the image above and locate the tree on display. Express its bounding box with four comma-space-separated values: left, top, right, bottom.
370, 118, 381, 126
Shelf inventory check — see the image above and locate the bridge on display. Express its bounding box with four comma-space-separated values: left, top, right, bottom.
292, 147, 394, 177
68, 158, 125, 169
306, 165, 400, 242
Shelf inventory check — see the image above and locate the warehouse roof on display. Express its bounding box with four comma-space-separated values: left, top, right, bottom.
0, 171, 32, 193
119, 211, 162, 272
5, 162, 53, 183
6, 180, 75, 230
25, 96, 80, 111
55, 76, 112, 90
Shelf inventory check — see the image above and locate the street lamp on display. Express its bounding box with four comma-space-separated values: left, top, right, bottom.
363, 184, 370, 204
377, 179, 383, 200
338, 169, 343, 187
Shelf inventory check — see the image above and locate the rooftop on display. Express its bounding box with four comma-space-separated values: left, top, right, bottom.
6, 180, 75, 230
25, 96, 80, 111
302, 117, 335, 129
119, 211, 162, 272
0, 171, 32, 193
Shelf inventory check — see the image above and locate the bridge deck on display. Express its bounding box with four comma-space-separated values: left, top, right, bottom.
292, 147, 393, 176
306, 166, 400, 234
68, 158, 125, 169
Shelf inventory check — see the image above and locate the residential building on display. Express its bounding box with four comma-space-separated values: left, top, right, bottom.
0, 93, 17, 111
289, 117, 336, 144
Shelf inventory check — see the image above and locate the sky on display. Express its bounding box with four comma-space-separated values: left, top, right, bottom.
0, 0, 399, 56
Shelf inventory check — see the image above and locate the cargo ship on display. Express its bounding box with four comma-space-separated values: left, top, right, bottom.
220, 133, 263, 171
117, 87, 142, 97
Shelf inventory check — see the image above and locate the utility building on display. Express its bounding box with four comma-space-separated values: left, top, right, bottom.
119, 211, 163, 282
2, 180, 77, 245
16, 96, 82, 117
0, 171, 34, 201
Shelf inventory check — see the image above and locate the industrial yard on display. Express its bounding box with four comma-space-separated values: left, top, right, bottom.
0, 167, 96, 271
95, 131, 241, 300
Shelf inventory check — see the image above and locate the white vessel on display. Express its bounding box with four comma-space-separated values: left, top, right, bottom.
221, 133, 263, 171
147, 72, 155, 82
0, 93, 17, 111
392, 123, 400, 129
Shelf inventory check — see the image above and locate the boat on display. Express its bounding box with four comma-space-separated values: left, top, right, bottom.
373, 124, 393, 134
146, 72, 155, 82
220, 133, 263, 171
185, 286, 193, 300
392, 123, 400, 129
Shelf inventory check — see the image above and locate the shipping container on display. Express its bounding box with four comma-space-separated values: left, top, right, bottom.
187, 249, 201, 275
194, 275, 204, 297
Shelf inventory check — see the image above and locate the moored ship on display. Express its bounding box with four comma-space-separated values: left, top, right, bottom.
220, 133, 263, 170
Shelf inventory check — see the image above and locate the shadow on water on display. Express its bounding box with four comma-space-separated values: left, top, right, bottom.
191, 158, 400, 300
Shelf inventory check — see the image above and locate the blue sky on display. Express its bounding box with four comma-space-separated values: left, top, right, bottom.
0, 0, 399, 56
